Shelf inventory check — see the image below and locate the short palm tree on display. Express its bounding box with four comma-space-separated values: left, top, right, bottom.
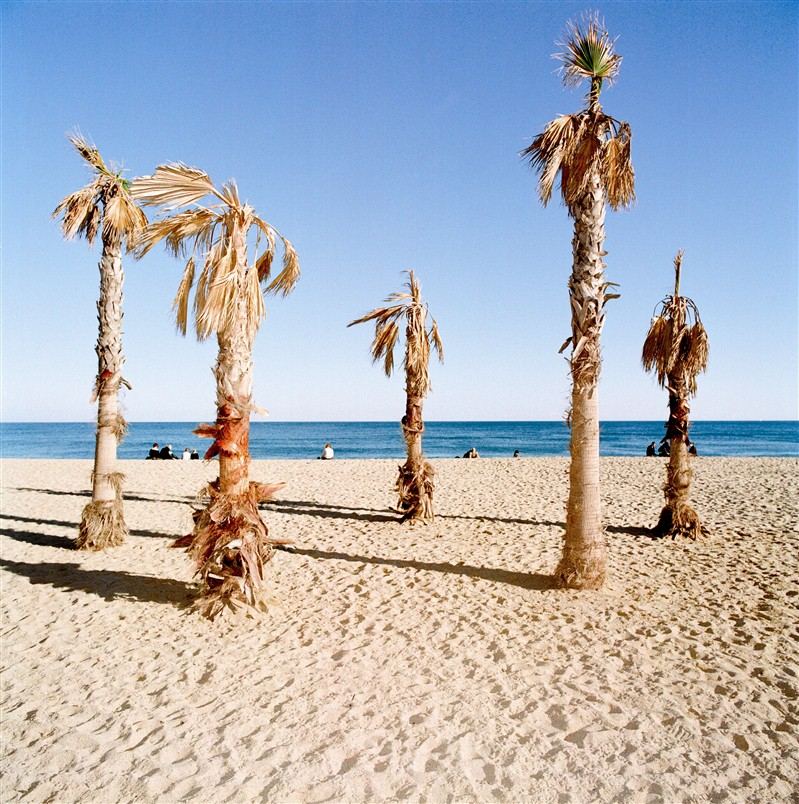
53, 135, 147, 550
642, 251, 709, 539
523, 14, 634, 589
349, 271, 443, 522
132, 163, 299, 619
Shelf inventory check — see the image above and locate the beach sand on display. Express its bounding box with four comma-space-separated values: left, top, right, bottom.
1, 456, 797, 803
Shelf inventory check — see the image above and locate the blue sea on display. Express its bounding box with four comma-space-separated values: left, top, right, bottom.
0, 421, 797, 459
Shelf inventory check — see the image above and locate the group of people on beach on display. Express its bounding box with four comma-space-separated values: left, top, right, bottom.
646, 440, 697, 457
146, 443, 199, 461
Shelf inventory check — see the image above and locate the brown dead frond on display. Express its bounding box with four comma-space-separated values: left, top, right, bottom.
522, 17, 633, 215
396, 460, 435, 522
54, 136, 147, 248
76, 498, 127, 550
173, 479, 286, 620
348, 270, 443, 387
131, 163, 220, 209
132, 165, 298, 341
642, 253, 709, 396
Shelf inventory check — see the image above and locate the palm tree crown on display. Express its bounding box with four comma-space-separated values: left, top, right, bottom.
132, 164, 300, 339
642, 251, 709, 395
53, 135, 146, 246
522, 13, 634, 215
348, 270, 443, 392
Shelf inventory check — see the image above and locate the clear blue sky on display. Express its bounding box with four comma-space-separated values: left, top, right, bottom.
2, 1, 797, 422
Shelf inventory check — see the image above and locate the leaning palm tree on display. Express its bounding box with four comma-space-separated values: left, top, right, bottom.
53, 135, 147, 550
132, 163, 299, 619
522, 14, 635, 588
349, 271, 443, 522
642, 251, 709, 539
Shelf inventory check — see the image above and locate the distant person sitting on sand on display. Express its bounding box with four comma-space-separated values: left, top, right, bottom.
513, 449, 520, 457
646, 441, 656, 457
463, 447, 479, 459
320, 443, 334, 460
182, 448, 191, 461
657, 441, 670, 457
688, 441, 698, 456
159, 444, 177, 460
190, 449, 200, 460
147, 442, 160, 460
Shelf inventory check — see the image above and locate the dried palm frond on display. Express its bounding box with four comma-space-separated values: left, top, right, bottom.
54, 136, 147, 247
396, 460, 435, 522
266, 236, 301, 296
76, 472, 127, 551
522, 16, 634, 216
173, 257, 196, 335
642, 253, 709, 396
602, 123, 635, 210
131, 163, 220, 209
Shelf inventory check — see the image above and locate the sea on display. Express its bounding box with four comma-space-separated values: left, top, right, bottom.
0, 421, 797, 460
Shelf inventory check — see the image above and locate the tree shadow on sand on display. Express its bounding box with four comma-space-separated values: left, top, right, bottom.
265, 499, 397, 523
11, 487, 193, 505
266, 499, 563, 527
0, 514, 175, 542
0, 558, 191, 605
606, 524, 659, 539
285, 546, 556, 591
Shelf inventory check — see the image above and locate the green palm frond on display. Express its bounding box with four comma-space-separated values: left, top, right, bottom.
556, 13, 621, 89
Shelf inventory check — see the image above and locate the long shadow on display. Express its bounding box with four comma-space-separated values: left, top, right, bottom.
267, 499, 563, 528
266, 501, 397, 523
11, 487, 192, 505
287, 546, 556, 591
0, 514, 174, 540
606, 524, 659, 539
0, 558, 191, 605
0, 527, 74, 549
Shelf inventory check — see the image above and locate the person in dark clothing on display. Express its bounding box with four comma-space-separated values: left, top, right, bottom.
657, 440, 670, 457
646, 442, 656, 457
147, 443, 160, 459
190, 449, 200, 460
158, 444, 178, 460
688, 441, 698, 456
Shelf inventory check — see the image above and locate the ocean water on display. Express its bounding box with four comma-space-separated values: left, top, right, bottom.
1, 421, 797, 460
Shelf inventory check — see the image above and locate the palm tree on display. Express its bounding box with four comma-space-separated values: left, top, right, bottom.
132, 163, 299, 619
53, 135, 147, 550
522, 14, 635, 588
349, 271, 443, 522
642, 251, 709, 539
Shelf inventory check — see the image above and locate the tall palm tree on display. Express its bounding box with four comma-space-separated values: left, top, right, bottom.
53, 135, 147, 550
132, 163, 299, 619
642, 251, 709, 539
522, 14, 635, 588
349, 271, 443, 522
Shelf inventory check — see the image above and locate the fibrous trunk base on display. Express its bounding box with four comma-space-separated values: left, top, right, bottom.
76, 471, 127, 550
395, 460, 434, 522
654, 503, 704, 540
173, 479, 284, 620
554, 543, 606, 590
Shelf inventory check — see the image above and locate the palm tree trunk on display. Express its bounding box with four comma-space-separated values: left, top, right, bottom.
555, 169, 607, 589
655, 376, 702, 539
77, 238, 128, 550
396, 334, 434, 522
178, 228, 283, 619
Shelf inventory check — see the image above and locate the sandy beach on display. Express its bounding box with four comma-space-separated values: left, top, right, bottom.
1, 456, 797, 803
